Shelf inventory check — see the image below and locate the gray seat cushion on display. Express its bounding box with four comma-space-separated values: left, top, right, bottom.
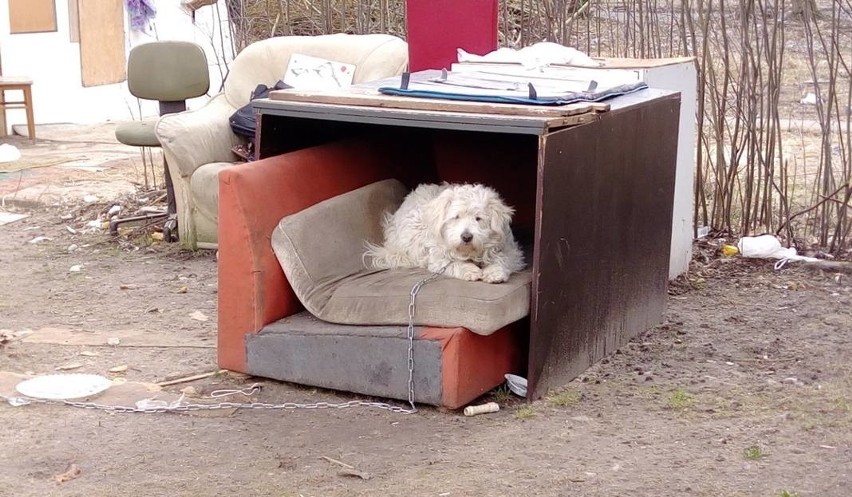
115, 118, 160, 147
271, 178, 531, 335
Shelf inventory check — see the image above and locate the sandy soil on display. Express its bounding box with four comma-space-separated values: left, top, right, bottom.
0, 131, 850, 497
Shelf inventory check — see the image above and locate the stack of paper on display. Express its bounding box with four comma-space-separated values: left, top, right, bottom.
376, 69, 647, 106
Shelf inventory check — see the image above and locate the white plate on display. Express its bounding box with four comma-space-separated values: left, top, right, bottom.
16, 374, 113, 400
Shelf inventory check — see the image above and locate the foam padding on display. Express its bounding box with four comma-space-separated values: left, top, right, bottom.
246, 312, 524, 409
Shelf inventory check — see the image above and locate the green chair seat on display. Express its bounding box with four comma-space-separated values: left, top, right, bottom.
115, 119, 160, 147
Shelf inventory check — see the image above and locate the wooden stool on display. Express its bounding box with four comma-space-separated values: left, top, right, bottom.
0, 77, 35, 142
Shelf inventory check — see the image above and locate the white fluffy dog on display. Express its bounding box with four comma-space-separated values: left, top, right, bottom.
365, 183, 525, 283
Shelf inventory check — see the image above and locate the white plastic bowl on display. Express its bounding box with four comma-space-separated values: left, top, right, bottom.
504, 373, 528, 397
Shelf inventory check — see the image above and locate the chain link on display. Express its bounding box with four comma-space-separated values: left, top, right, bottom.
2, 268, 449, 416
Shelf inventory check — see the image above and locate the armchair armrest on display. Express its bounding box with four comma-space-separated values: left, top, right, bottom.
217, 138, 405, 372
156, 94, 243, 179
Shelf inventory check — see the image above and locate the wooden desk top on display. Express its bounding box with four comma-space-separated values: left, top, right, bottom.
255, 85, 678, 136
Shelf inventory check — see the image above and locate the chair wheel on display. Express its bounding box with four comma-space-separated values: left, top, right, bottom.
163, 217, 178, 243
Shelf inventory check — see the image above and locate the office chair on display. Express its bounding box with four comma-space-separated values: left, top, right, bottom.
112, 41, 209, 241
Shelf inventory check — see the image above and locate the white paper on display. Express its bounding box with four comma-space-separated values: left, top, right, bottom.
283, 54, 356, 91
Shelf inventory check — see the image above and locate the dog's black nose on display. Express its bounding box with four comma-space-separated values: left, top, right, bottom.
461, 232, 473, 243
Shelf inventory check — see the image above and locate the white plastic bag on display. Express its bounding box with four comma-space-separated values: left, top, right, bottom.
737, 234, 818, 268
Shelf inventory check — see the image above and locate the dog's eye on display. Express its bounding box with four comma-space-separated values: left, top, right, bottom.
454, 214, 460, 220
475, 216, 483, 222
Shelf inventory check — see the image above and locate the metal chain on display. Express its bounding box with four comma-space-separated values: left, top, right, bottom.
1, 395, 420, 414
405, 265, 448, 412
2, 267, 449, 416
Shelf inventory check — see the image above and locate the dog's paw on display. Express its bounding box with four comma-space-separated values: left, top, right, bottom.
456, 262, 483, 281
481, 264, 510, 283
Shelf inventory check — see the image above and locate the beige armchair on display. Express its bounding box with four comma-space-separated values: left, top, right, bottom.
155, 33, 408, 249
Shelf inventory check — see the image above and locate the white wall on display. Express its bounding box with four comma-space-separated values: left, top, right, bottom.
0, 0, 233, 131
640, 61, 697, 280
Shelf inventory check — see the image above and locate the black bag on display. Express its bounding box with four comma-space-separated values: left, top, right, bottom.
229, 80, 292, 160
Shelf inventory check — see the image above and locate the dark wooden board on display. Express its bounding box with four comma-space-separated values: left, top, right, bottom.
527, 93, 681, 399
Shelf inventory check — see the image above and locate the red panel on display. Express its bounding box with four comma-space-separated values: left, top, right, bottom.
406, 0, 498, 72
217, 139, 399, 372
420, 325, 525, 409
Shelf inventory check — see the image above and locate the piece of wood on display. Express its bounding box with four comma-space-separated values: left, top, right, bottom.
21, 326, 216, 349
320, 456, 355, 469
269, 89, 609, 118
78, 0, 126, 87
338, 469, 372, 480
68, 0, 80, 43
528, 94, 681, 399
155, 370, 224, 386
586, 56, 697, 69
9, 0, 57, 34
257, 99, 601, 137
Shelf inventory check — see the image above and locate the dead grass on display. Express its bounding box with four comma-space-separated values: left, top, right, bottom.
514, 405, 537, 420
546, 389, 581, 407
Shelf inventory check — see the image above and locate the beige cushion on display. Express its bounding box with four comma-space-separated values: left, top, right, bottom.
271, 179, 531, 335
190, 161, 233, 221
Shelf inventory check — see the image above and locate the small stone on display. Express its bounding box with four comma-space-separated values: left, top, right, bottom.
189, 310, 208, 322
180, 386, 199, 396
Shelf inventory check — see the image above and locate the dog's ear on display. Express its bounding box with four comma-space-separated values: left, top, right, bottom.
423, 188, 454, 239
488, 196, 515, 242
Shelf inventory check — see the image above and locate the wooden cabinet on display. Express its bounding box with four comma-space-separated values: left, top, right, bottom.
252, 86, 681, 398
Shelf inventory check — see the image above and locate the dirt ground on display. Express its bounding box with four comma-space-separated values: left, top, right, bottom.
1, 129, 851, 497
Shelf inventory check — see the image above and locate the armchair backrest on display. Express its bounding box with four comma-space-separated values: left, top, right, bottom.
224, 33, 408, 109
